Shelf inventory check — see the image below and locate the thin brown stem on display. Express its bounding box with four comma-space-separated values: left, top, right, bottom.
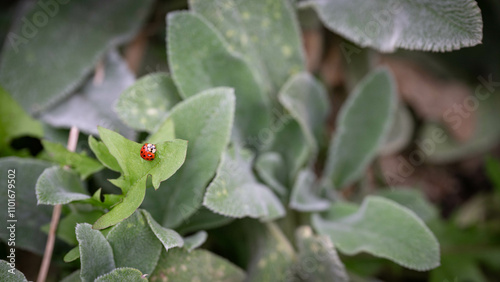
37, 126, 79, 282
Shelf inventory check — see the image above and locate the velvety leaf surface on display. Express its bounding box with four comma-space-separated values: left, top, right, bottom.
0, 0, 154, 114
290, 169, 330, 212
0, 260, 27, 282
95, 268, 148, 282
143, 88, 234, 228
190, 0, 306, 96
304, 0, 483, 52
0, 157, 52, 254
379, 105, 414, 156
106, 211, 161, 274
36, 166, 90, 205
183, 230, 208, 252
377, 188, 438, 222
167, 12, 270, 143
60, 270, 81, 282
324, 68, 397, 189
204, 148, 285, 221
150, 248, 245, 281
42, 140, 104, 179
76, 223, 115, 282
175, 207, 234, 235
312, 196, 440, 271
141, 210, 184, 251
254, 152, 287, 197
115, 73, 181, 132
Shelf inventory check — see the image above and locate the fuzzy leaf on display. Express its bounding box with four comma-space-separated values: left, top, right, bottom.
312, 196, 440, 271
254, 152, 288, 197
278, 72, 330, 155
0, 0, 154, 114
144, 88, 234, 228
95, 268, 147, 282
324, 68, 397, 189
42, 140, 104, 179
0, 158, 52, 254
0, 260, 27, 282
290, 169, 330, 212
304, 0, 483, 52
106, 211, 161, 274
115, 73, 181, 132
0, 86, 42, 154
39, 50, 135, 138
292, 226, 348, 282
203, 148, 285, 221
377, 188, 438, 222
183, 230, 208, 252
150, 248, 245, 281
60, 270, 81, 282
175, 207, 234, 235
141, 210, 184, 251
36, 166, 89, 205
76, 223, 115, 281
379, 105, 414, 155
190, 0, 306, 96
167, 12, 270, 142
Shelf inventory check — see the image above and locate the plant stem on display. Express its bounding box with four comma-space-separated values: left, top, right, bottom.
37, 126, 79, 282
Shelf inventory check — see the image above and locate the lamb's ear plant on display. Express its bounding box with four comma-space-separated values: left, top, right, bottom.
0, 0, 488, 281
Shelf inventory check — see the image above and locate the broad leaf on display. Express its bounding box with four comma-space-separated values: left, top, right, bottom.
324, 68, 397, 189
312, 196, 440, 271
50, 208, 103, 245
76, 223, 115, 281
190, 0, 306, 96
377, 188, 438, 222
41, 140, 104, 179
95, 268, 148, 282
175, 207, 234, 235
88, 136, 121, 172
0, 158, 52, 254
0, 86, 42, 154
183, 230, 208, 252
379, 105, 414, 155
203, 148, 285, 221
151, 248, 245, 281
254, 152, 287, 197
0, 260, 27, 282
290, 169, 330, 212
278, 72, 330, 155
143, 88, 235, 228
115, 73, 181, 132
0, 0, 154, 114
292, 226, 348, 282
141, 210, 184, 251
303, 0, 483, 52
40, 50, 135, 138
167, 11, 270, 143
106, 211, 161, 274
36, 167, 90, 205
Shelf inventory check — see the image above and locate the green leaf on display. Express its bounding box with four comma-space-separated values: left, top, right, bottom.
0, 157, 52, 254
64, 247, 80, 263
144, 88, 235, 228
0, 260, 28, 282
324, 68, 397, 189
175, 207, 234, 235
36, 167, 90, 205
0, 86, 42, 154
150, 248, 245, 281
203, 148, 285, 221
88, 136, 121, 173
43, 208, 103, 245
292, 226, 348, 282
430, 256, 488, 282
106, 211, 161, 274
304, 0, 483, 52
146, 118, 175, 145
167, 12, 270, 143
254, 152, 287, 197
183, 230, 208, 252
97, 127, 187, 190
290, 169, 330, 212
60, 270, 81, 282
42, 140, 104, 179
379, 105, 414, 156
278, 72, 330, 155
485, 156, 500, 194
190, 0, 306, 96
140, 210, 184, 251
39, 50, 135, 138
115, 73, 181, 132
0, 0, 154, 114
312, 196, 440, 271
95, 268, 148, 282
377, 188, 438, 222
76, 223, 115, 281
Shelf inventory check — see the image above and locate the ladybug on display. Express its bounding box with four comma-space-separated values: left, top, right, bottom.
140, 143, 156, 161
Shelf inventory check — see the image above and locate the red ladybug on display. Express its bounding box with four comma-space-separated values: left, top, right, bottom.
140, 143, 156, 161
